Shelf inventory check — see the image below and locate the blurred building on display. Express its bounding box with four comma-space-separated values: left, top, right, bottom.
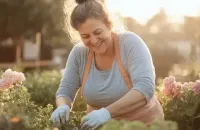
167, 40, 200, 62
0, 37, 55, 69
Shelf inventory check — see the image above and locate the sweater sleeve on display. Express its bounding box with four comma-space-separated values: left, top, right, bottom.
123, 32, 156, 103
56, 45, 81, 103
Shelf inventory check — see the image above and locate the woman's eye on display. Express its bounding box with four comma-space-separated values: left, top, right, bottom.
95, 32, 101, 35
82, 36, 89, 39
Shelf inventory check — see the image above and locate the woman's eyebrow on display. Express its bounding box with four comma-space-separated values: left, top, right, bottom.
93, 28, 102, 33
80, 28, 102, 36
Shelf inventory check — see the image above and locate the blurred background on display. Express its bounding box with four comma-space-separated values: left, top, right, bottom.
0, 0, 200, 82
1, 1, 200, 129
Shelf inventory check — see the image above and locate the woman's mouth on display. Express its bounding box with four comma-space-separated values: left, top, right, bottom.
95, 41, 103, 48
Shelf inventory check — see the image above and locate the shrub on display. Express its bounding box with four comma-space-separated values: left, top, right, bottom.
100, 118, 178, 130
23, 70, 61, 107
0, 69, 180, 130
156, 74, 200, 130
0, 69, 53, 130
24, 70, 87, 111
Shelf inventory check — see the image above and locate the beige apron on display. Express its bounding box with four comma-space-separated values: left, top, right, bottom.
80, 32, 164, 125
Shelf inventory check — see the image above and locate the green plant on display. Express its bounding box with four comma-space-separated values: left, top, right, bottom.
156, 75, 200, 130
24, 70, 87, 111
100, 118, 178, 130
24, 70, 62, 107
0, 86, 54, 130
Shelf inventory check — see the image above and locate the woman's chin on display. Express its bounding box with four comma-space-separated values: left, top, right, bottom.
92, 44, 107, 55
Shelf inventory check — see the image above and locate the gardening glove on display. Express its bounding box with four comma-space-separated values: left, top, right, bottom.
50, 104, 70, 125
81, 108, 111, 130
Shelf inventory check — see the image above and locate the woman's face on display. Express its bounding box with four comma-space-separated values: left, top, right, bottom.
77, 18, 112, 54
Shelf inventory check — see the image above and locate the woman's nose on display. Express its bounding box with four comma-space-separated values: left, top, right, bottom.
90, 36, 98, 45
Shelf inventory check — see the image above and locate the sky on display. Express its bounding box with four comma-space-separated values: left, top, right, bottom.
106, 0, 200, 24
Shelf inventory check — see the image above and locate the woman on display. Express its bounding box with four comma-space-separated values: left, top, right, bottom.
51, 0, 164, 129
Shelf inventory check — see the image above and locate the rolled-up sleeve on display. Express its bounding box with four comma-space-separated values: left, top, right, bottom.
56, 45, 81, 103
124, 32, 156, 103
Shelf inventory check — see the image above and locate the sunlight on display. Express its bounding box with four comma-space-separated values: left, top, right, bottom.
106, 0, 200, 24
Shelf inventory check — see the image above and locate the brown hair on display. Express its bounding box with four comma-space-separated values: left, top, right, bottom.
70, 0, 112, 30
64, 0, 125, 42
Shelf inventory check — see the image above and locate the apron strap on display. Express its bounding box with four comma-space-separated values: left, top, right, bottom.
80, 32, 133, 97
80, 50, 94, 97
112, 32, 133, 90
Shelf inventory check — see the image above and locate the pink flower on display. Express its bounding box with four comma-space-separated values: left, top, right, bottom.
163, 76, 176, 86
163, 76, 176, 96
192, 80, 200, 95
173, 82, 182, 97
163, 76, 182, 98
0, 69, 25, 90
163, 83, 175, 96
182, 82, 189, 90
2, 69, 25, 82
0, 78, 12, 90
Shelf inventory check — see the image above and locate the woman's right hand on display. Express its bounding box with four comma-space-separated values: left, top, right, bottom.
50, 104, 70, 125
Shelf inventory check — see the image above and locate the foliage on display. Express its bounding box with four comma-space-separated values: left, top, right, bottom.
23, 70, 62, 107
0, 86, 54, 130
0, 69, 180, 130
0, 0, 72, 49
23, 70, 87, 111
0, 0, 50, 39
156, 75, 200, 130
0, 84, 87, 130
0, 69, 86, 130
72, 90, 87, 111
50, 116, 178, 130
100, 119, 178, 130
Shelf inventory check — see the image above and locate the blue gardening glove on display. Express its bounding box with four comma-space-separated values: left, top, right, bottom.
50, 104, 70, 125
81, 108, 111, 130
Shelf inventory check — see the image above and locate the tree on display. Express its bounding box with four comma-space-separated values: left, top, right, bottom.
145, 8, 169, 33
124, 17, 144, 35
0, 0, 73, 66
0, 0, 48, 40
0, 0, 71, 46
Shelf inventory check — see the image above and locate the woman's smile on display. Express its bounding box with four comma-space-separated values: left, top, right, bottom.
95, 41, 103, 48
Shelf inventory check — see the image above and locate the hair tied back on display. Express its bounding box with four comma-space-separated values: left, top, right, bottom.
75, 0, 90, 4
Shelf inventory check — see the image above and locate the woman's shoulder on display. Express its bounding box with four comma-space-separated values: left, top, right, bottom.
117, 30, 144, 44
68, 42, 89, 66
116, 30, 146, 51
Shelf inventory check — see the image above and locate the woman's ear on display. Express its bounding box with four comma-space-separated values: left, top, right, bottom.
105, 21, 112, 30
107, 24, 112, 31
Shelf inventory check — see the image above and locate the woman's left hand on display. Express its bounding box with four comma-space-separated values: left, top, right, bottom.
81, 108, 111, 130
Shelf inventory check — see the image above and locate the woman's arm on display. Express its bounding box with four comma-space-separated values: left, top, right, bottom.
106, 32, 155, 118
55, 45, 82, 108
106, 89, 146, 118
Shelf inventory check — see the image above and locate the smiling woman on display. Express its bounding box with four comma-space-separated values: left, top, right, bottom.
77, 18, 113, 55
64, 0, 125, 43
51, 0, 164, 129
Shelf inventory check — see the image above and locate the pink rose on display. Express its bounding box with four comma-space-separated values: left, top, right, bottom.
0, 69, 25, 90
192, 80, 200, 95
163, 76, 182, 98
0, 78, 12, 90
